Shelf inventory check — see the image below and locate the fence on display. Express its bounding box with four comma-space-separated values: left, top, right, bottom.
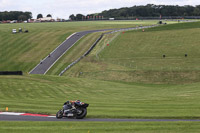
0, 71, 23, 75
59, 34, 104, 76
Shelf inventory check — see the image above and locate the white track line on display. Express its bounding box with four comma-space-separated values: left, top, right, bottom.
0, 112, 55, 117
29, 32, 76, 74
0, 112, 25, 115
43, 34, 85, 75
47, 116, 56, 118
30, 25, 157, 75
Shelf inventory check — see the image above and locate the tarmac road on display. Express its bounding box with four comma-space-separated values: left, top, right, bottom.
1, 115, 200, 122
29, 29, 110, 74
29, 25, 156, 75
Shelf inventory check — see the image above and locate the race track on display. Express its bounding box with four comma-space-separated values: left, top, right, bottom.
29, 26, 156, 75
29, 29, 110, 74
1, 114, 200, 122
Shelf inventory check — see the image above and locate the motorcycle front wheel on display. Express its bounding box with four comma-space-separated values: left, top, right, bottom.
76, 108, 87, 119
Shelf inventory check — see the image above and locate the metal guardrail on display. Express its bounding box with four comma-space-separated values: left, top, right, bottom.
0, 71, 23, 75
59, 34, 104, 76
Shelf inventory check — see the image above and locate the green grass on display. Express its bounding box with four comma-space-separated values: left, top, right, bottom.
0, 20, 162, 73
1, 121, 200, 133
62, 21, 200, 84
0, 21, 199, 118
148, 21, 200, 31
1, 75, 200, 119
46, 32, 105, 75
0, 20, 199, 132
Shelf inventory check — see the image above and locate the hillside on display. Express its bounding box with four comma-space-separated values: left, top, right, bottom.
63, 21, 200, 84
0, 20, 200, 127
1, 20, 200, 118
1, 75, 200, 119
0, 20, 159, 73
0, 20, 200, 133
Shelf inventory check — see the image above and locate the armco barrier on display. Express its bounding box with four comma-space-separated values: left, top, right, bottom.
84, 34, 103, 56
59, 34, 104, 76
0, 71, 23, 75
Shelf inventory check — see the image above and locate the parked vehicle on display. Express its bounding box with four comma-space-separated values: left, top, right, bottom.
56, 100, 89, 119
12, 29, 17, 34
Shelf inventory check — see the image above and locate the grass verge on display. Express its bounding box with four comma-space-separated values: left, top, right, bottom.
0, 121, 200, 133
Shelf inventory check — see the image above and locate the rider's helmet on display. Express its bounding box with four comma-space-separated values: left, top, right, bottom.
76, 100, 80, 102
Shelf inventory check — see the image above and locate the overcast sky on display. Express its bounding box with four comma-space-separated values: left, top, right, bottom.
0, 0, 200, 19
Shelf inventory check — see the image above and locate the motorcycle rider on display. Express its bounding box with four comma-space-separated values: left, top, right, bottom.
64, 100, 82, 109
56, 99, 89, 119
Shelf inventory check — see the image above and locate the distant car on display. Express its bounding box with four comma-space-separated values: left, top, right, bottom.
24, 29, 29, 33
19, 28, 22, 33
12, 29, 17, 34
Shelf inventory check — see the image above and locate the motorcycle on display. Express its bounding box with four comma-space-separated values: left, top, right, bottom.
56, 100, 89, 119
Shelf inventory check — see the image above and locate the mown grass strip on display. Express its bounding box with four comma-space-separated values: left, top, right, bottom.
0, 121, 200, 133
1, 75, 200, 119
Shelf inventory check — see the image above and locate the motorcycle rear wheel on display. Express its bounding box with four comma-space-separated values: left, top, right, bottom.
56, 110, 63, 119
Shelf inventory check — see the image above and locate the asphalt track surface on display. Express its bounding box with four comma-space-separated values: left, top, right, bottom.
29, 29, 111, 74
29, 26, 156, 74
1, 115, 200, 122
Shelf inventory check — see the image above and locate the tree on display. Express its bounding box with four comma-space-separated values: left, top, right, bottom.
69, 14, 75, 20
193, 8, 200, 16
24, 12, 32, 19
95, 4, 199, 19
193, 5, 200, 16
184, 5, 195, 16
37, 14, 43, 19
76, 14, 84, 20
47, 14, 52, 17
0, 11, 32, 21
18, 15, 27, 21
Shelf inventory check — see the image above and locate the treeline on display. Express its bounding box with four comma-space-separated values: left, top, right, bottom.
69, 4, 200, 20
0, 11, 32, 21
85, 4, 200, 19
69, 13, 104, 21
97, 4, 200, 18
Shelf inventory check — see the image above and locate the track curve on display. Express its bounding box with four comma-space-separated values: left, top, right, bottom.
29, 25, 157, 75
1, 115, 200, 122
29, 29, 110, 74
